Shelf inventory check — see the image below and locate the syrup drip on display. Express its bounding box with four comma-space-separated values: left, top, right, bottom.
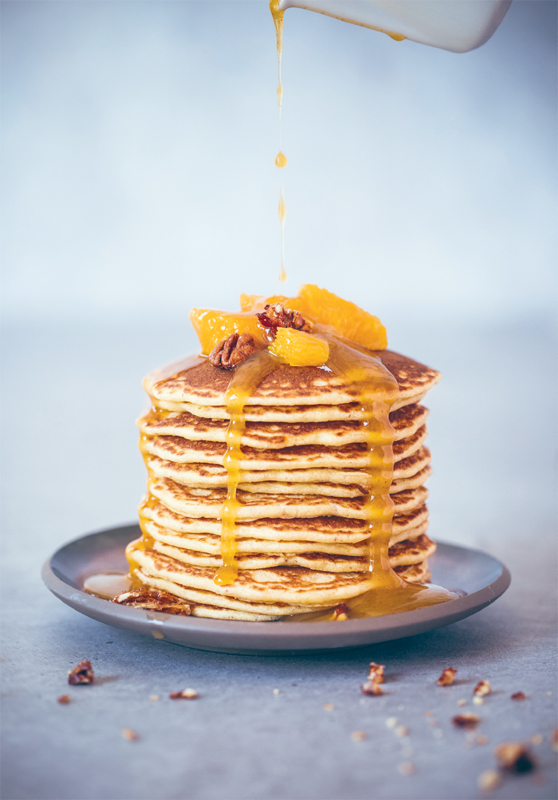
270, 0, 287, 169
270, 0, 288, 282
284, 333, 459, 620
214, 350, 278, 585
278, 187, 287, 283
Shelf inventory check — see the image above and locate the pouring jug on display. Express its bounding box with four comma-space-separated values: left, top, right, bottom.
276, 0, 512, 52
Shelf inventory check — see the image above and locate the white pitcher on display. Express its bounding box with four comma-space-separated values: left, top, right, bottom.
276, 0, 512, 52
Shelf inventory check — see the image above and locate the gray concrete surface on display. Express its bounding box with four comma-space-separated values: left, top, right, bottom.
1, 316, 557, 800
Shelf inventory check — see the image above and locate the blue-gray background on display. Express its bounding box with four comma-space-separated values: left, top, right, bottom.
2, 0, 556, 324
1, 3, 557, 800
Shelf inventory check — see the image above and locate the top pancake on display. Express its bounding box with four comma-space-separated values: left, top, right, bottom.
145, 350, 440, 409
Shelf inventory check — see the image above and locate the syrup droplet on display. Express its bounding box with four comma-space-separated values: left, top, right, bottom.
275, 151, 288, 168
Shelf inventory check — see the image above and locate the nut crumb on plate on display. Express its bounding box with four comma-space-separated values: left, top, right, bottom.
57, 695, 71, 704
511, 691, 526, 701
121, 728, 139, 741
351, 731, 366, 742
332, 603, 349, 621
273, 688, 280, 695
323, 703, 334, 711
436, 668, 457, 686
385, 717, 398, 729
149, 695, 160, 702
474, 680, 491, 697
395, 725, 409, 738
457, 699, 466, 707
551, 728, 558, 751
67, 660, 94, 685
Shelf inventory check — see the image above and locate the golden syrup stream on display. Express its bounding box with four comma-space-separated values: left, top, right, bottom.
270, 0, 287, 169
278, 188, 287, 283
213, 350, 278, 585
270, 0, 288, 283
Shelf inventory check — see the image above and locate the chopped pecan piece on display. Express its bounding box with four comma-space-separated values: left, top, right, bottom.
170, 688, 198, 700
437, 667, 457, 686
367, 662, 385, 683
121, 728, 139, 741
113, 588, 192, 616
474, 680, 491, 697
57, 695, 71, 704
256, 304, 312, 338
68, 660, 94, 685
209, 333, 257, 370
361, 680, 383, 696
494, 742, 536, 773
452, 713, 480, 729
361, 660, 385, 695
477, 769, 501, 793
511, 691, 526, 701
332, 603, 349, 621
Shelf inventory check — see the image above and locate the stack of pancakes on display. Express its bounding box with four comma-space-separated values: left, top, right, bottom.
128, 350, 440, 620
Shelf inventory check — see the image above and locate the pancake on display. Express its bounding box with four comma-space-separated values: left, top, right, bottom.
131, 547, 376, 605
148, 532, 436, 572
140, 497, 429, 542
140, 426, 428, 471
153, 397, 429, 421
138, 403, 430, 448
125, 557, 432, 620
141, 451, 431, 493
144, 350, 441, 409
148, 476, 428, 520
141, 516, 430, 556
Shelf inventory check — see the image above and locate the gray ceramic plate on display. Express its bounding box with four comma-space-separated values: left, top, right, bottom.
42, 524, 510, 655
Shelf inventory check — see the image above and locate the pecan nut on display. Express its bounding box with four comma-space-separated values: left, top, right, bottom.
437, 667, 457, 686
452, 713, 480, 728
209, 333, 257, 370
361, 661, 385, 695
494, 742, 536, 773
113, 588, 192, 616
256, 304, 312, 338
68, 660, 94, 685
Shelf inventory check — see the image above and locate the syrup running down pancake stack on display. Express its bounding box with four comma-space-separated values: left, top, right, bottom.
120, 290, 442, 621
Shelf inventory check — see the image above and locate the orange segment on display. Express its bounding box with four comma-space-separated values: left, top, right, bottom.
239, 285, 387, 350
189, 309, 268, 355
239, 293, 290, 313
295, 285, 387, 350
268, 328, 329, 367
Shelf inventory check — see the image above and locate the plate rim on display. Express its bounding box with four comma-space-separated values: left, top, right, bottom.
42, 522, 511, 644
